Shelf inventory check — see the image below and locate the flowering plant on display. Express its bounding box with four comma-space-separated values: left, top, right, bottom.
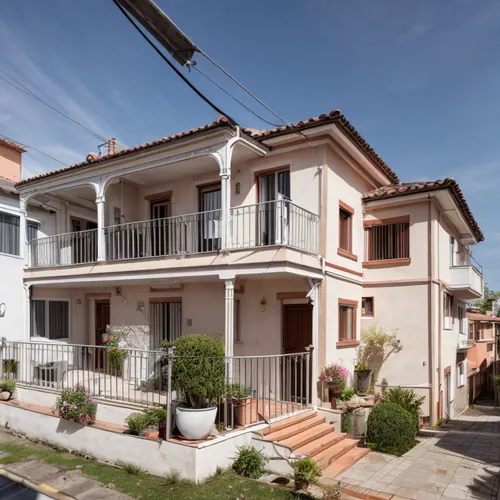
54, 384, 96, 425
103, 325, 127, 376
319, 363, 349, 390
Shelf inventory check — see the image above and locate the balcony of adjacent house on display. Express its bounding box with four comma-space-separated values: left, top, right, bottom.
24, 162, 320, 277
448, 247, 484, 299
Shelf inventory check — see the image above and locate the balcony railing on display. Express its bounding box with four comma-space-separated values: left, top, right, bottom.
26, 201, 319, 269
451, 248, 483, 274
230, 200, 319, 254
28, 228, 98, 268
104, 210, 222, 261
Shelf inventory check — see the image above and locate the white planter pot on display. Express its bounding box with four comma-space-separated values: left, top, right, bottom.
176, 406, 217, 440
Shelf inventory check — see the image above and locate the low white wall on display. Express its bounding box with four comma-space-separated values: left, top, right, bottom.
0, 401, 263, 482
15, 385, 145, 426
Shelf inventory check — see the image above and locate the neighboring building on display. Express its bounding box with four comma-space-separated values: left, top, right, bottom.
4, 110, 485, 425
462, 312, 500, 410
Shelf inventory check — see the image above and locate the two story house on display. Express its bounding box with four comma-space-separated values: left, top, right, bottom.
7, 110, 484, 425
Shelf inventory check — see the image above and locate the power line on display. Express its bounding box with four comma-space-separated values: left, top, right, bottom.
0, 134, 67, 167
112, 0, 238, 126
0, 69, 107, 143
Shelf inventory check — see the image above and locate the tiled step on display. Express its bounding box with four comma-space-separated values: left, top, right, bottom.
294, 431, 347, 457
279, 422, 334, 450
265, 415, 325, 442
323, 446, 370, 477
314, 438, 360, 469
261, 411, 316, 437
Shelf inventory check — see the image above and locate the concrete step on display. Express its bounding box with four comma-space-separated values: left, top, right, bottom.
279, 422, 334, 450
294, 431, 347, 457
314, 438, 360, 469
261, 410, 316, 437
323, 446, 370, 477
265, 415, 325, 442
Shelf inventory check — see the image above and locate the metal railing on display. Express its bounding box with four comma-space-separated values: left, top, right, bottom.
28, 229, 98, 268
230, 200, 319, 254
104, 210, 222, 261
1, 341, 312, 439
452, 248, 483, 274
0, 341, 166, 406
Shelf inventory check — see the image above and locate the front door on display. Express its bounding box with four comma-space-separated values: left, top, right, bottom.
258, 169, 290, 246
444, 371, 452, 419
282, 304, 312, 403
95, 300, 110, 369
199, 184, 221, 252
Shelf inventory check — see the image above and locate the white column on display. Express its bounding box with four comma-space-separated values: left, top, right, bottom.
308, 279, 319, 406
96, 195, 106, 262
224, 278, 235, 379
19, 196, 27, 262
219, 146, 232, 250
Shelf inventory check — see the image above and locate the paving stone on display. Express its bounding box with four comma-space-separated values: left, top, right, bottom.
394, 486, 418, 499
6, 462, 61, 482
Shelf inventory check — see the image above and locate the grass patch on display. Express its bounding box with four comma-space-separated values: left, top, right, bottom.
0, 438, 312, 500
118, 461, 144, 476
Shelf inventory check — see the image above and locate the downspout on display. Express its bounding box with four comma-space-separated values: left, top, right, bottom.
428, 195, 436, 424
437, 207, 444, 419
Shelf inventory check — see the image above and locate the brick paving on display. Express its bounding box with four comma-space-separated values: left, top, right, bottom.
335, 402, 500, 499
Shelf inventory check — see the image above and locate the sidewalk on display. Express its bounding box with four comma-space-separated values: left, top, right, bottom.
335, 402, 500, 499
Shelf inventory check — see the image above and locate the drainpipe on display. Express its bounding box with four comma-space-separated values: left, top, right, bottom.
428, 195, 436, 425
308, 278, 320, 406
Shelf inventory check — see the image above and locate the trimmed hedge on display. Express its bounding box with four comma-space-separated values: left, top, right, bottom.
366, 402, 416, 456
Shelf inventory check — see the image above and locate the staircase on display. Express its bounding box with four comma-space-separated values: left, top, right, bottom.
260, 410, 369, 477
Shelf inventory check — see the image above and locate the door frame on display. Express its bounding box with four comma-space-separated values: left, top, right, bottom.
281, 302, 313, 354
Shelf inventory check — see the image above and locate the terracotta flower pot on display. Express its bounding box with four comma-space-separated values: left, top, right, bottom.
233, 396, 254, 426
328, 385, 341, 409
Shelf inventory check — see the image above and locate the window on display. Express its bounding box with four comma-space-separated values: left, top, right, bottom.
27, 221, 39, 243
457, 361, 466, 387
469, 321, 479, 341
0, 211, 20, 256
30, 300, 69, 339
339, 204, 353, 253
487, 343, 493, 352
339, 300, 357, 342
458, 305, 465, 334
149, 300, 182, 349
443, 293, 453, 330
361, 297, 374, 317
365, 219, 409, 262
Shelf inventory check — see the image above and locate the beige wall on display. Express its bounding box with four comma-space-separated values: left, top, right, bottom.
0, 143, 22, 182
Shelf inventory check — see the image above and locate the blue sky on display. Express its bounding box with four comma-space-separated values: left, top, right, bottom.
1, 1, 499, 286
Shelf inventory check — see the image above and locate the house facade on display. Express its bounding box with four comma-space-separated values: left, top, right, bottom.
4, 110, 485, 425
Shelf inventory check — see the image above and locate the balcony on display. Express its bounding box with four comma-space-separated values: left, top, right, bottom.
448, 251, 483, 299
27, 200, 319, 269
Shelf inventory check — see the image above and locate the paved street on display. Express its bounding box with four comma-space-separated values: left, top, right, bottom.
337, 402, 500, 499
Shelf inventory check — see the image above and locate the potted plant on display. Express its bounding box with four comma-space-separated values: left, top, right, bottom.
0, 379, 15, 401
291, 456, 322, 492
319, 363, 349, 409
54, 384, 96, 425
163, 334, 225, 440
354, 361, 372, 394
227, 384, 253, 426
102, 329, 127, 377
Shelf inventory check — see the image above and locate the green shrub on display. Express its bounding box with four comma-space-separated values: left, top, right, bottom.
492, 375, 500, 387
144, 408, 167, 427
125, 413, 151, 435
163, 334, 225, 408
0, 379, 15, 395
341, 410, 354, 433
292, 456, 321, 491
232, 446, 267, 479
2, 360, 18, 376
354, 362, 369, 371
380, 386, 424, 431
366, 402, 416, 456
226, 384, 252, 399
339, 386, 355, 401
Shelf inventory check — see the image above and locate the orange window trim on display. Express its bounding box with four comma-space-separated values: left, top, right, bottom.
149, 297, 183, 303
337, 248, 358, 261
362, 258, 411, 268
339, 200, 355, 214
326, 261, 364, 278
362, 297, 374, 317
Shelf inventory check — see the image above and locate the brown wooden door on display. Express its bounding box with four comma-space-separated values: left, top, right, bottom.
282, 304, 312, 403
95, 300, 110, 369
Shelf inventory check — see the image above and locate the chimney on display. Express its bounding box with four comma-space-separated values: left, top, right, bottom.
107, 138, 117, 156
0, 138, 24, 182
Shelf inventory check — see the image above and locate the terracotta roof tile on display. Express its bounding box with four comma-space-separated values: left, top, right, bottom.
467, 312, 500, 322
244, 109, 400, 184
16, 117, 231, 187
363, 178, 484, 242
17, 109, 400, 188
